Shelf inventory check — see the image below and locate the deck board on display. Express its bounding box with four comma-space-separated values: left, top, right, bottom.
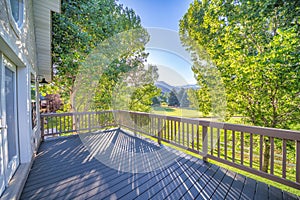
254, 181, 269, 200
20, 129, 299, 200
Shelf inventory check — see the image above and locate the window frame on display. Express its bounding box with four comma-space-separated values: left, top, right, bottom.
6, 0, 25, 35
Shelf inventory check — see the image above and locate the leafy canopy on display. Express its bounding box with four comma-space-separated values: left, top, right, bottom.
47, 0, 158, 112
180, 0, 300, 128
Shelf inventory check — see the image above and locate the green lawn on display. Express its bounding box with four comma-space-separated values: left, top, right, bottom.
151, 106, 203, 118
151, 106, 300, 131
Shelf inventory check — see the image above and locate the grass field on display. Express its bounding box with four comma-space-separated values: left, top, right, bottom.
151, 106, 246, 124
151, 106, 203, 118
151, 106, 300, 131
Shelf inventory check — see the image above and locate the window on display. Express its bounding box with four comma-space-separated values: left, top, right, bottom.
9, 0, 24, 28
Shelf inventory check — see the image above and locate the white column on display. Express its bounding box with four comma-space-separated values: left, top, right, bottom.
17, 66, 32, 163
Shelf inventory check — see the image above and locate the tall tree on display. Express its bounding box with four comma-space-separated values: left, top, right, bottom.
48, 0, 143, 112
168, 90, 180, 107
177, 88, 190, 108
187, 88, 211, 116
180, 0, 300, 172
112, 64, 161, 112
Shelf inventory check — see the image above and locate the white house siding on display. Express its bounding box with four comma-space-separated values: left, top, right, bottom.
1, 0, 37, 163
0, 0, 60, 197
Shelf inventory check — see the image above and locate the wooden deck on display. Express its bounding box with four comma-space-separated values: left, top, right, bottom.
21, 129, 299, 200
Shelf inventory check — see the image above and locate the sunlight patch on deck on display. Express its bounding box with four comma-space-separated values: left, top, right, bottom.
79, 128, 181, 173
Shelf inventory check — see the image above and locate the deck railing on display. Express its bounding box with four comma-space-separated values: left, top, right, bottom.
40, 111, 116, 139
41, 110, 300, 189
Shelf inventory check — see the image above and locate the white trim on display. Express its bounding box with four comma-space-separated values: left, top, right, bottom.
0, 53, 5, 196
3, 57, 20, 185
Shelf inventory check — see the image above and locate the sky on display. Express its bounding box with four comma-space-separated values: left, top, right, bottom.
118, 0, 193, 31
117, 0, 196, 85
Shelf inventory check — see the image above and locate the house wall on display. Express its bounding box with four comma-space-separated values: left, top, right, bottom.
0, 0, 38, 164
0, 0, 60, 197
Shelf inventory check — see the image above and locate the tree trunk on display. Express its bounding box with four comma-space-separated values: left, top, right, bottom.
262, 137, 270, 172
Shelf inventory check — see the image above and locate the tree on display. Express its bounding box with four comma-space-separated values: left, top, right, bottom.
48, 0, 143, 112
180, 0, 300, 172
168, 90, 180, 107
187, 88, 211, 116
111, 64, 161, 112
177, 88, 190, 108
152, 97, 161, 106
129, 84, 161, 112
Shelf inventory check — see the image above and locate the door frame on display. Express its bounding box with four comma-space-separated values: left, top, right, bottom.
2, 55, 20, 186
0, 53, 5, 195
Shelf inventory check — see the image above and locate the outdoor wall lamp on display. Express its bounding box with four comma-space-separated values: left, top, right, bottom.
37, 75, 49, 84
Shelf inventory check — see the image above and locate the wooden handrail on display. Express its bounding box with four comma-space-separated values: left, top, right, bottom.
115, 110, 300, 190
40, 110, 300, 189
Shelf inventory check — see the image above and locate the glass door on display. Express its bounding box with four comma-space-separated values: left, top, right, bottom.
3, 58, 19, 184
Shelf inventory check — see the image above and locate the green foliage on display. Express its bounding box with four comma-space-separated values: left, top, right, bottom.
187, 88, 211, 116
168, 90, 180, 107
180, 0, 300, 129
152, 96, 161, 106
50, 0, 143, 112
129, 84, 161, 112
111, 64, 161, 112
177, 88, 190, 107
180, 0, 300, 174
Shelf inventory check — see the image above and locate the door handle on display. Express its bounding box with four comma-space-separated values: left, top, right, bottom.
0, 125, 7, 129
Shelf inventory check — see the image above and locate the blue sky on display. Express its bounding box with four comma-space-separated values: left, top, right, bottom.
118, 0, 193, 31
118, 0, 196, 85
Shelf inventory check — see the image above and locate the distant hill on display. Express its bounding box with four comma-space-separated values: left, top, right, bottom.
155, 81, 199, 93
155, 81, 174, 93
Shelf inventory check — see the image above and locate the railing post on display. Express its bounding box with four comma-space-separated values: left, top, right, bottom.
134, 113, 137, 135
297, 141, 300, 183
41, 115, 45, 141
117, 110, 123, 128
88, 113, 92, 132
202, 125, 208, 161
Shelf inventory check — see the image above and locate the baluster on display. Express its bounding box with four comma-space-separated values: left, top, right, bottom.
282, 139, 287, 179
250, 133, 253, 168
211, 127, 214, 155
182, 122, 185, 146
270, 137, 274, 174
217, 128, 220, 158
192, 124, 194, 150
224, 130, 227, 160
158, 117, 161, 145
187, 123, 190, 149
197, 124, 199, 152
259, 135, 263, 171
241, 132, 244, 165
232, 130, 235, 162
202, 125, 208, 161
